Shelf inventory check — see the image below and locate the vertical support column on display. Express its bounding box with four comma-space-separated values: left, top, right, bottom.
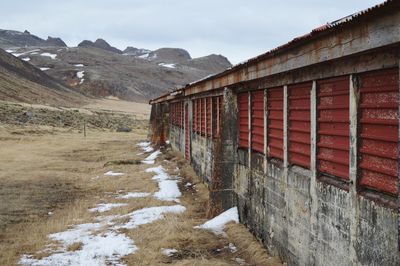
199, 99, 202, 136
248, 91, 252, 169
283, 85, 289, 169
398, 61, 400, 252
204, 98, 207, 175
211, 97, 213, 138
217, 97, 220, 136
309, 81, 318, 265
183, 101, 186, 153
264, 88, 268, 173
207, 87, 237, 217
349, 75, 359, 264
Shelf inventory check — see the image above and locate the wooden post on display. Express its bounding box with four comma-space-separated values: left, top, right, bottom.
83, 121, 86, 138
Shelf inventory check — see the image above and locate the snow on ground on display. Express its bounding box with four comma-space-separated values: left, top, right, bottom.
146, 166, 181, 202
158, 63, 176, 69
5, 49, 14, 53
19, 146, 188, 265
11, 52, 26, 57
104, 171, 124, 176
141, 150, 161, 164
115, 205, 186, 229
137, 141, 154, 153
89, 203, 128, 213
137, 141, 151, 148
22, 57, 30, 61
20, 222, 137, 266
77, 71, 85, 84
195, 207, 239, 235
117, 192, 151, 199
40, 67, 50, 71
138, 53, 149, 59
77, 71, 84, 78
41, 52, 57, 59
161, 248, 178, 257
75, 64, 84, 67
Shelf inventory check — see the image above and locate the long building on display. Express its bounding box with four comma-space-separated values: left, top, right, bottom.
148, 1, 400, 264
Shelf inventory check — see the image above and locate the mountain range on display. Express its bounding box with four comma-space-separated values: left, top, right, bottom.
0, 29, 232, 104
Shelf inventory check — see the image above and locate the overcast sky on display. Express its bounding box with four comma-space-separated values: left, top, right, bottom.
0, 0, 384, 64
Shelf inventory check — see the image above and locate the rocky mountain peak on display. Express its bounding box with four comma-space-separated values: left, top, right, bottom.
77, 38, 122, 54
45, 36, 67, 47
123, 46, 150, 56
149, 48, 192, 63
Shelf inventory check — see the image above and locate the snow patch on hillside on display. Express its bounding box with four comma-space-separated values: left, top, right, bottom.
158, 63, 176, 69
41, 52, 57, 59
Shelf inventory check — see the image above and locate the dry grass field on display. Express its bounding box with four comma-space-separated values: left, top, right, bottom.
0, 101, 281, 265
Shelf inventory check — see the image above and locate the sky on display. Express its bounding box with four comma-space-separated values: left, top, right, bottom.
0, 0, 384, 64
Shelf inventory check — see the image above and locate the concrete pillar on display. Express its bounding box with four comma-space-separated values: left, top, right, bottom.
349, 74, 360, 264
248, 91, 252, 169
207, 87, 238, 218
264, 88, 268, 173
398, 60, 400, 252
309, 81, 318, 264
283, 85, 289, 169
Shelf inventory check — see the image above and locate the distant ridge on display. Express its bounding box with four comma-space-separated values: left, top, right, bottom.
0, 29, 232, 102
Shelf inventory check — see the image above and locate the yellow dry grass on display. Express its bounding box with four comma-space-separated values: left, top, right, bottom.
0, 123, 281, 266
83, 98, 151, 119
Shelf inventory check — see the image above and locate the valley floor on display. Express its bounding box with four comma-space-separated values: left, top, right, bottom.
0, 122, 281, 265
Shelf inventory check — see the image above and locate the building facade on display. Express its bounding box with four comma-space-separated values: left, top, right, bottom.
149, 1, 400, 264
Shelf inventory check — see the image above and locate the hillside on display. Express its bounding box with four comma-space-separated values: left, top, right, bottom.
0, 47, 86, 107
0, 29, 232, 102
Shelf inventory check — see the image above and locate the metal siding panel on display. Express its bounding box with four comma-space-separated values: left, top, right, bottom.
289, 82, 311, 168
268, 87, 284, 159
185, 104, 190, 160
359, 68, 399, 196
251, 90, 264, 153
217, 96, 223, 137
197, 99, 201, 133
238, 93, 249, 148
317, 76, 350, 181
207, 97, 212, 136
192, 100, 196, 132
201, 98, 205, 134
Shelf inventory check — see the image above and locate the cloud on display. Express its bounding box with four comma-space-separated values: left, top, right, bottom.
0, 0, 384, 63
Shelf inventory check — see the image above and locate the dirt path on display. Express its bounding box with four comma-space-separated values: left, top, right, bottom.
0, 126, 281, 265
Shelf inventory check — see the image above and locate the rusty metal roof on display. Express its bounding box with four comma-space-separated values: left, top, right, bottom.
150, 0, 396, 104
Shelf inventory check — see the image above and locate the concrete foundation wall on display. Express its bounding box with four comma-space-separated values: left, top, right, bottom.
235, 154, 400, 265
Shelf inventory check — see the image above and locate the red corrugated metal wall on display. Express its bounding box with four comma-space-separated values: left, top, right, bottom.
219, 96, 222, 136
169, 103, 173, 125
238, 92, 249, 148
268, 87, 284, 159
192, 100, 197, 132
177, 102, 181, 127
185, 103, 190, 160
317, 76, 349, 181
359, 68, 399, 196
206, 97, 212, 136
289, 82, 311, 168
180, 101, 184, 128
201, 98, 205, 134
251, 90, 264, 153
196, 99, 201, 133
213, 96, 223, 137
